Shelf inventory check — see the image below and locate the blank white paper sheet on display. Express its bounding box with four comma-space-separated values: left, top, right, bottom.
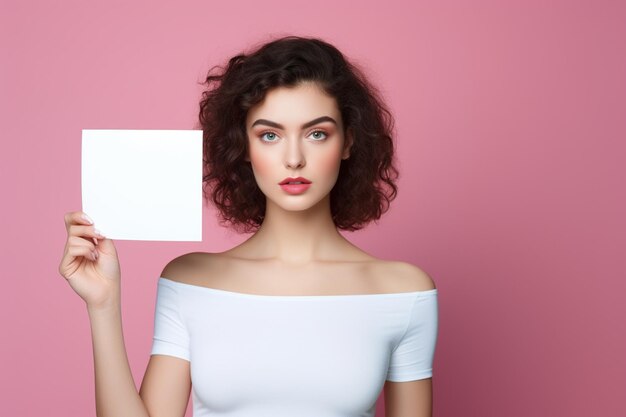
81, 129, 203, 241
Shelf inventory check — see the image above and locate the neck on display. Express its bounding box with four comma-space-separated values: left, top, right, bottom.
245, 195, 348, 265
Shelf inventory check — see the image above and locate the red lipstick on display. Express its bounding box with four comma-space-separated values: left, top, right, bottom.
279, 177, 312, 194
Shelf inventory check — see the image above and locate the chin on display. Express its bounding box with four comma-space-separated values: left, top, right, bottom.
267, 193, 330, 213
274, 200, 323, 212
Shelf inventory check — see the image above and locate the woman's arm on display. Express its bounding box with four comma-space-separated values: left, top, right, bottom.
88, 304, 192, 417
59, 211, 189, 417
384, 378, 432, 417
139, 355, 191, 417
139, 259, 195, 417
382, 262, 437, 416
87, 304, 151, 417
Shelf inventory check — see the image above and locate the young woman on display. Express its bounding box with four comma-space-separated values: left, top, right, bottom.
59, 35, 438, 417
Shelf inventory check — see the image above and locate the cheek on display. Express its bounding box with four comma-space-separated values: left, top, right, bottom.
249, 147, 274, 180
318, 147, 343, 179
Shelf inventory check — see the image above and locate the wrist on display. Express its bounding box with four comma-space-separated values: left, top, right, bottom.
87, 300, 121, 317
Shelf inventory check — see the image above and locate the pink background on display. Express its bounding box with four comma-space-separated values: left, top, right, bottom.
2, 1, 625, 416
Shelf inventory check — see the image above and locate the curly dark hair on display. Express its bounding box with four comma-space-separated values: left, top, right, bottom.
198, 35, 399, 233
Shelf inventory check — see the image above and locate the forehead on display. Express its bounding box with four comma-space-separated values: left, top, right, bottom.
246, 82, 341, 127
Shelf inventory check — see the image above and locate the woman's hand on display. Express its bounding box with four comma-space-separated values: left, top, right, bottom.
58, 211, 121, 311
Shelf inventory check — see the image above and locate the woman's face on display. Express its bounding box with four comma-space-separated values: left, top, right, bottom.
245, 81, 352, 213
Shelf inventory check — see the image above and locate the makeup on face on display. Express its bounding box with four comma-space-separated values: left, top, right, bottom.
251, 116, 338, 131
279, 176, 312, 194
250, 116, 338, 147
245, 83, 346, 211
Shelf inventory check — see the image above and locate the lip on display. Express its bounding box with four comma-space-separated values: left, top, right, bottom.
279, 177, 312, 185
278, 177, 312, 195
280, 183, 311, 195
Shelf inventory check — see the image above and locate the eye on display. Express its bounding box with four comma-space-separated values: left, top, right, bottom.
259, 131, 279, 142
309, 130, 328, 141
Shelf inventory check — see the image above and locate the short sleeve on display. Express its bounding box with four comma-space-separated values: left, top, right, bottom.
386, 290, 438, 382
151, 278, 190, 362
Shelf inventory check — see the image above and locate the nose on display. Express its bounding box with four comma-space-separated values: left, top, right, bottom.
284, 138, 306, 169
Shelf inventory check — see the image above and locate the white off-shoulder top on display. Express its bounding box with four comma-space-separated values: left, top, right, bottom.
151, 276, 438, 417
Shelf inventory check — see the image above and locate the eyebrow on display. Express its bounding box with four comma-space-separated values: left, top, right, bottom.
250, 116, 337, 130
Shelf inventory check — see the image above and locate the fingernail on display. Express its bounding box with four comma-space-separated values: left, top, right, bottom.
95, 228, 105, 238
82, 213, 94, 224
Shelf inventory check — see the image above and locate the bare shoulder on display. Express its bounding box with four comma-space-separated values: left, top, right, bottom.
160, 252, 222, 284
370, 260, 436, 292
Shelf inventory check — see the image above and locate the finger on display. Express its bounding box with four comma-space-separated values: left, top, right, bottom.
86, 246, 98, 261
68, 224, 106, 240
59, 238, 98, 277
65, 211, 94, 230
67, 245, 98, 262
68, 235, 97, 252
67, 244, 96, 258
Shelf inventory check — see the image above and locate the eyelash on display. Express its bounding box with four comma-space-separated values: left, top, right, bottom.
258, 129, 329, 143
